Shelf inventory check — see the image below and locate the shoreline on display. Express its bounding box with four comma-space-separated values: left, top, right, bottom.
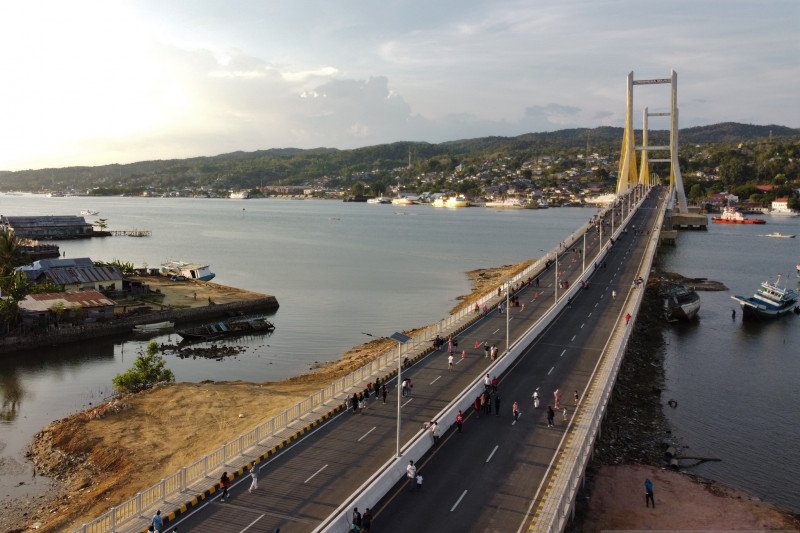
7, 260, 531, 532
568, 276, 799, 531
5, 264, 797, 532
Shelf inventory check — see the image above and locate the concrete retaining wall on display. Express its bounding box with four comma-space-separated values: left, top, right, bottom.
0, 296, 279, 354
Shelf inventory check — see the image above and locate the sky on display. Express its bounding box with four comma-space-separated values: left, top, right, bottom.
0, 0, 797, 171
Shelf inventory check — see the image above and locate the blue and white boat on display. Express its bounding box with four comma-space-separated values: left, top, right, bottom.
731, 275, 798, 318
160, 260, 216, 281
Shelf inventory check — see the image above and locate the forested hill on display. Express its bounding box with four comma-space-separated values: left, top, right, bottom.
1, 122, 797, 192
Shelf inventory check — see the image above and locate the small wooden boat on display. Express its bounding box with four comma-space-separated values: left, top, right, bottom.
177, 315, 274, 341
133, 321, 175, 333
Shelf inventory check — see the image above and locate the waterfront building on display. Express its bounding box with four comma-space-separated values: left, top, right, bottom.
16, 257, 123, 292
17, 290, 116, 327
1, 215, 94, 240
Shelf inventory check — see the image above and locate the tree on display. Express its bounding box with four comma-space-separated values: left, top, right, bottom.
0, 229, 28, 278
688, 184, 705, 202
94, 218, 109, 231
112, 341, 175, 393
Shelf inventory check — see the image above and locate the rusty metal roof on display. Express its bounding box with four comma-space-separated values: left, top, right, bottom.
19, 290, 116, 312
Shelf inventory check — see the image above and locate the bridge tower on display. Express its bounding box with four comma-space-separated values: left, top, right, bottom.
616, 70, 689, 212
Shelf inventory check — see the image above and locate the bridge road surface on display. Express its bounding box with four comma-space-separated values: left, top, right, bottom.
371, 188, 664, 533
153, 190, 643, 533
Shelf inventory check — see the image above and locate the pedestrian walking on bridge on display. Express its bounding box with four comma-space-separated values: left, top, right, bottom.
512, 401, 520, 421
248, 463, 258, 493
456, 410, 464, 432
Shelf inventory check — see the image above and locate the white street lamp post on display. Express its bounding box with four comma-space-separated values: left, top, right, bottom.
390, 332, 411, 458
582, 232, 586, 273
505, 280, 510, 352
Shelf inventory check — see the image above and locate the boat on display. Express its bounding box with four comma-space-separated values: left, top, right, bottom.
367, 197, 391, 204
731, 275, 798, 318
432, 195, 470, 208
711, 206, 766, 224
661, 284, 701, 321
764, 232, 796, 238
229, 190, 251, 199
391, 197, 416, 205
133, 321, 175, 333
485, 198, 528, 209
80, 210, 99, 216
160, 261, 216, 281
177, 315, 275, 341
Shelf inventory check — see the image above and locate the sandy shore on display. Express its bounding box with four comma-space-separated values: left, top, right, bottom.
10, 261, 530, 532
582, 464, 798, 531
9, 264, 798, 532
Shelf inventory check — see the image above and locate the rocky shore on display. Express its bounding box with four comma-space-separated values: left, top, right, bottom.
567, 276, 799, 531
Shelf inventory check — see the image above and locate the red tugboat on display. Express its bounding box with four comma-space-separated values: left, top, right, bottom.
712, 206, 766, 224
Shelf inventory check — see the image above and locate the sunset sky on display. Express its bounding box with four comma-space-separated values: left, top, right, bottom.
0, 0, 797, 170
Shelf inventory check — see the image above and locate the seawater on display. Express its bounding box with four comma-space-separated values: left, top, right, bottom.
0, 194, 593, 498
659, 213, 800, 512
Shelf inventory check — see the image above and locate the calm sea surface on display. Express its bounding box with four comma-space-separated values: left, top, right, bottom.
0, 194, 593, 498
1, 194, 798, 514
658, 213, 800, 512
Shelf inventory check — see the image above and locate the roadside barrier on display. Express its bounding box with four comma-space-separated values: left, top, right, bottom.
315, 188, 650, 532
530, 189, 666, 532
76, 217, 600, 533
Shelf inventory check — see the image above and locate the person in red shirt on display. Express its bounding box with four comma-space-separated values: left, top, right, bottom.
456, 410, 463, 432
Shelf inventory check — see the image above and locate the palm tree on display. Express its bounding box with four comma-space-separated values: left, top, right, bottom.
0, 228, 27, 278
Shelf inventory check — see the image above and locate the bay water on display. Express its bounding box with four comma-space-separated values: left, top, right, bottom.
1, 194, 798, 514
0, 194, 591, 499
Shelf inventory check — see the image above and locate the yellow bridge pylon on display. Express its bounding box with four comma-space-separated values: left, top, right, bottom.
616, 70, 688, 212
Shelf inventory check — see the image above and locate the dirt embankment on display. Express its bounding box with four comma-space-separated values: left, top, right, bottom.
16, 261, 531, 533
568, 276, 799, 532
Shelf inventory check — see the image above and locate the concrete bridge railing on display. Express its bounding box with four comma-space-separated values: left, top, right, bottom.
76, 206, 610, 533
531, 189, 667, 533
315, 187, 649, 532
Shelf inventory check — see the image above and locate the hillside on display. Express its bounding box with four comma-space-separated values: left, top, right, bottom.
0, 123, 797, 193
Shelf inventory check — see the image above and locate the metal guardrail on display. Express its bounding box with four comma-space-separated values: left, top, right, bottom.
532, 188, 666, 532
75, 208, 610, 533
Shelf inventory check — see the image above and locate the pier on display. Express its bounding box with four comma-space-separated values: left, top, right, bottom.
108, 229, 151, 237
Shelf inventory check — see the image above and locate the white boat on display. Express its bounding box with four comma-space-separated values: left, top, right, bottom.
661, 285, 701, 321
229, 190, 251, 199
160, 261, 216, 281
80, 210, 99, 216
764, 232, 796, 238
367, 197, 391, 204
731, 275, 798, 319
133, 321, 175, 333
391, 197, 416, 205
485, 198, 528, 209
432, 195, 470, 208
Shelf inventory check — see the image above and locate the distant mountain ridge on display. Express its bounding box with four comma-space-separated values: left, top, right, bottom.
1, 122, 797, 192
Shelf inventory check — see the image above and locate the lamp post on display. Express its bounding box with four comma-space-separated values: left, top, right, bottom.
390, 331, 411, 458
505, 280, 510, 352
582, 231, 586, 273
554, 251, 559, 304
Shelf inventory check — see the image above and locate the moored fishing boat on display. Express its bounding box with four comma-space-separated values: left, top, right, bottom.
711, 206, 766, 224
731, 275, 798, 318
485, 197, 528, 209
133, 321, 175, 333
177, 314, 275, 341
160, 261, 215, 281
661, 284, 701, 321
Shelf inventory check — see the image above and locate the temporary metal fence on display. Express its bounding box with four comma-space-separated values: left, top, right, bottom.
76, 201, 618, 533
